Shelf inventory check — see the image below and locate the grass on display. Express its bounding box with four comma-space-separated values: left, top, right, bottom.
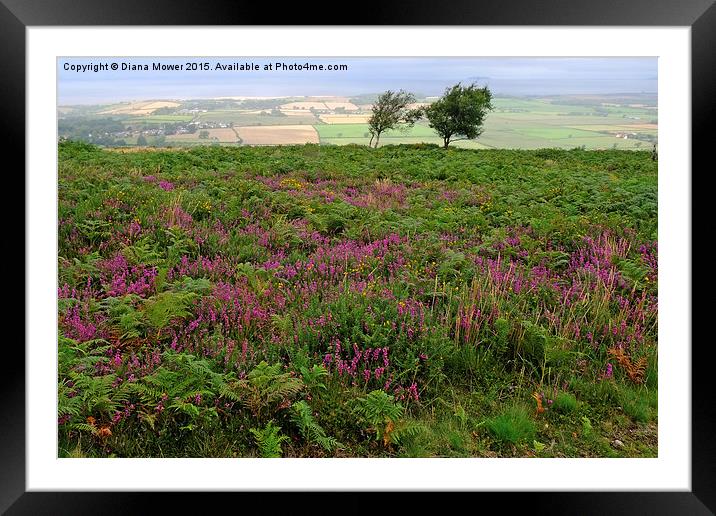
552, 392, 578, 414
486, 405, 537, 446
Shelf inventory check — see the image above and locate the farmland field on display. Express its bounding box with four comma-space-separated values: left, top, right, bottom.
58, 94, 657, 150
127, 115, 195, 124
167, 128, 239, 144
58, 142, 657, 458
99, 101, 181, 116
236, 125, 320, 145
319, 114, 372, 124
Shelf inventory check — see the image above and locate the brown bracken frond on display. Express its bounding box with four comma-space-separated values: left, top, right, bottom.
532, 392, 545, 414
383, 420, 395, 447
607, 347, 647, 384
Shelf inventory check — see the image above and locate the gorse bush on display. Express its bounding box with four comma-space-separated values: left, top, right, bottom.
57, 142, 658, 458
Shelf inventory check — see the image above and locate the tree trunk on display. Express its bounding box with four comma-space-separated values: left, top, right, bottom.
374, 132, 381, 149
369, 133, 374, 148
443, 137, 450, 149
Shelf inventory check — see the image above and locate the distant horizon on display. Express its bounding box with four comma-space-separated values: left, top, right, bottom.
58, 57, 657, 106
58, 91, 658, 108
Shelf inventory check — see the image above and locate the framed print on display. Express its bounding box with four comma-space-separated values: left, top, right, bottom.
7, 0, 712, 512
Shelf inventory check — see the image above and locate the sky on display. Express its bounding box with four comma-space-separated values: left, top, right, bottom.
58, 57, 657, 105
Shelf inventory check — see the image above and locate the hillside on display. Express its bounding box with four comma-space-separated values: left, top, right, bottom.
58, 142, 658, 458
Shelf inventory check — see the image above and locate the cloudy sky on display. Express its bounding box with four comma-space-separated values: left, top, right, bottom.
58, 57, 657, 105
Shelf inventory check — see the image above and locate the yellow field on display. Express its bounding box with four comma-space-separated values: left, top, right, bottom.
323, 102, 359, 111
99, 101, 180, 115
168, 128, 238, 142
319, 114, 372, 124
236, 125, 319, 145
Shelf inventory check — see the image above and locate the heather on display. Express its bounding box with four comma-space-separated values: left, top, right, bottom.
57, 141, 658, 457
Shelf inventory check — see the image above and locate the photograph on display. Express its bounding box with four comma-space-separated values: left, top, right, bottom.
7, 8, 706, 509
56, 56, 660, 459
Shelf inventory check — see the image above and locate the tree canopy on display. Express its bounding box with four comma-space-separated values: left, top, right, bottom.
424, 83, 493, 148
367, 90, 422, 148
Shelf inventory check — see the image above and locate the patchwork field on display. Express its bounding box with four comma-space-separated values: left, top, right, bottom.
236, 125, 320, 145
59, 94, 657, 150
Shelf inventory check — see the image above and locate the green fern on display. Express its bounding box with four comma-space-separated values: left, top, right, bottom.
66, 370, 130, 419
58, 380, 82, 421
127, 352, 226, 429
250, 421, 290, 458
100, 295, 144, 339
237, 361, 304, 421
389, 420, 426, 446
142, 291, 198, 330
290, 400, 341, 452
169, 276, 212, 294
67, 422, 100, 435
131, 352, 222, 405
59, 251, 101, 287
354, 390, 405, 446
58, 334, 128, 425
300, 364, 328, 394
615, 257, 651, 286
122, 237, 162, 266
58, 334, 112, 377
165, 227, 197, 266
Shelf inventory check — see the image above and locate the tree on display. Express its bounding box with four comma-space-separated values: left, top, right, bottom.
367, 90, 422, 148
136, 134, 147, 146
425, 83, 493, 149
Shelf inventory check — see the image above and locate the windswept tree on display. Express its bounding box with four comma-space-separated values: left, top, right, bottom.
367, 90, 422, 148
425, 83, 493, 149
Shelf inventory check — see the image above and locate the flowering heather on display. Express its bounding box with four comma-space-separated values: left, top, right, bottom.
57, 142, 658, 459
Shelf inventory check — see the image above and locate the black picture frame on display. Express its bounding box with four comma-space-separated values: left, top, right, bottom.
6, 0, 711, 513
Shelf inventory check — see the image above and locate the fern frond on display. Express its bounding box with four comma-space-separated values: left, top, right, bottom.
67, 423, 98, 435
354, 390, 406, 445
290, 400, 342, 452
300, 365, 328, 393
390, 420, 427, 446
250, 421, 290, 458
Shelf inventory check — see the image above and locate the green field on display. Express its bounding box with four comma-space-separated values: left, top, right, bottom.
196, 111, 320, 126
315, 118, 652, 150
126, 115, 195, 124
